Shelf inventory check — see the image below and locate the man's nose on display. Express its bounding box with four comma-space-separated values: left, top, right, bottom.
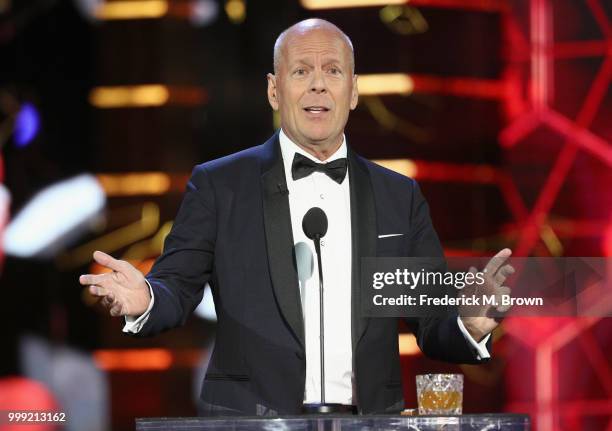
309, 70, 327, 93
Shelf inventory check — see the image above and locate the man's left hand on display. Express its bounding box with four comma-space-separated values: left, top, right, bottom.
459, 248, 515, 341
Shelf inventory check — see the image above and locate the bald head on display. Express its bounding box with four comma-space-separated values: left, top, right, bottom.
266, 18, 359, 157
273, 18, 355, 75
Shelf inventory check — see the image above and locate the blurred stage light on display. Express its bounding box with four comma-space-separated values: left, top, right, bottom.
0, 377, 59, 412
302, 0, 506, 11
0, 0, 10, 14
93, 348, 172, 371
301, 0, 404, 9
373, 159, 418, 177
93, 348, 204, 371
0, 184, 9, 268
73, 0, 100, 21
399, 333, 420, 356
272, 110, 281, 130
89, 85, 168, 108
89, 85, 207, 108
373, 158, 500, 185
95, 0, 168, 20
359, 74, 505, 99
380, 5, 428, 35
190, 0, 219, 26
224, 0, 245, 24
80, 0, 218, 23
539, 224, 563, 257
358, 74, 414, 95
604, 222, 612, 257
58, 203, 159, 270
13, 102, 40, 148
363, 96, 429, 143
96, 172, 171, 196
4, 175, 105, 258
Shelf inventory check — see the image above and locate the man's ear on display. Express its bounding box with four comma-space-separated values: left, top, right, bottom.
267, 73, 279, 111
350, 74, 359, 110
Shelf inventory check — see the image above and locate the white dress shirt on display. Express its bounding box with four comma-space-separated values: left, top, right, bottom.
278, 129, 354, 404
123, 130, 491, 404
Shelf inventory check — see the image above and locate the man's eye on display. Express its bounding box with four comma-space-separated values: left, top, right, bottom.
329, 67, 340, 75
294, 68, 306, 76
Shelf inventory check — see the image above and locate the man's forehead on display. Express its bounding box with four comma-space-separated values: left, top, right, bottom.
282, 30, 350, 60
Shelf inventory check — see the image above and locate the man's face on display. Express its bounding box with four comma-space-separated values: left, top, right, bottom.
267, 28, 358, 151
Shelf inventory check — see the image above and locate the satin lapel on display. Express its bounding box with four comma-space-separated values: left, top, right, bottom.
260, 133, 305, 349
348, 149, 377, 352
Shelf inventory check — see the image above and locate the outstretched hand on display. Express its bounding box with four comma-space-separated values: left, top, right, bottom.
79, 251, 151, 317
459, 248, 515, 341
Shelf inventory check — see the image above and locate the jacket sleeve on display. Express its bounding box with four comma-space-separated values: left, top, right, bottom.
406, 180, 492, 364
127, 164, 216, 337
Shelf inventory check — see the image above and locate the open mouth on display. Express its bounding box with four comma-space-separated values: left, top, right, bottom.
303, 106, 330, 113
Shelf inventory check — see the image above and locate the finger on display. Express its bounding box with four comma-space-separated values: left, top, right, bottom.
496, 286, 512, 313
484, 248, 512, 277
494, 264, 515, 286
459, 267, 480, 297
100, 294, 114, 308
101, 291, 116, 307
79, 273, 110, 286
496, 302, 511, 313
110, 303, 123, 317
93, 250, 128, 273
89, 284, 113, 297
467, 266, 479, 289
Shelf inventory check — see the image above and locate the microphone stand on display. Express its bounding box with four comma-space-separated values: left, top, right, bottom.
301, 208, 356, 415
313, 234, 325, 405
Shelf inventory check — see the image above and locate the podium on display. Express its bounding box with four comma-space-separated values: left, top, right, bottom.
136, 414, 530, 430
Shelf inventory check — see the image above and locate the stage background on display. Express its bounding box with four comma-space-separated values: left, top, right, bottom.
1, 0, 611, 430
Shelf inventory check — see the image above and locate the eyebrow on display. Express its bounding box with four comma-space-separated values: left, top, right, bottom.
291, 59, 314, 68
322, 59, 343, 68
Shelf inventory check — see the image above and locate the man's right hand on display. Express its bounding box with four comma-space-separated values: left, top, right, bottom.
79, 250, 151, 318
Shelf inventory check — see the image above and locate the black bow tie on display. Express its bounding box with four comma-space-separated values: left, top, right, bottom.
291, 153, 348, 184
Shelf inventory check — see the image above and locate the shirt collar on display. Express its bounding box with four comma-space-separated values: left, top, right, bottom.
278, 128, 348, 180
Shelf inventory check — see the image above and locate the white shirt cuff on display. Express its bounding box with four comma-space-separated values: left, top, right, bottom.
122, 279, 155, 334
456, 316, 491, 360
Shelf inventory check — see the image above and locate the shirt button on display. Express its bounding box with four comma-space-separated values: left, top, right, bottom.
320, 194, 324, 199
320, 240, 325, 247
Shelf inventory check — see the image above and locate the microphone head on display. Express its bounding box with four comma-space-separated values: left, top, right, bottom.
302, 207, 328, 240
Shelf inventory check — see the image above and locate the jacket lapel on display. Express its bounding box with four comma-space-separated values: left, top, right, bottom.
260, 132, 305, 349
348, 149, 377, 352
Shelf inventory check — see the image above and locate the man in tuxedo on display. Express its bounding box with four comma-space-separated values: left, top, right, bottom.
79, 18, 514, 415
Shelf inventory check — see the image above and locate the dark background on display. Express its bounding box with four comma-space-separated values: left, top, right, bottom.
1, 0, 611, 430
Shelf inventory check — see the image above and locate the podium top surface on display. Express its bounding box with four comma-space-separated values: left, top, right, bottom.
136, 413, 530, 431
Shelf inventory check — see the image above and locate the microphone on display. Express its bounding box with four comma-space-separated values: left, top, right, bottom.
302, 207, 330, 409
302, 207, 328, 243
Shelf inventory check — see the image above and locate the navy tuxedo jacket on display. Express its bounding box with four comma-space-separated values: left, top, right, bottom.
130, 131, 489, 415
